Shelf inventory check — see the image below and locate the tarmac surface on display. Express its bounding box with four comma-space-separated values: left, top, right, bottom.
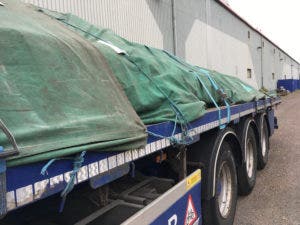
234, 91, 300, 225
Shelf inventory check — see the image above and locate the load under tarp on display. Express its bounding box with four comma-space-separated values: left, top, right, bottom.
40, 9, 265, 125
0, 1, 147, 166
0, 2, 265, 166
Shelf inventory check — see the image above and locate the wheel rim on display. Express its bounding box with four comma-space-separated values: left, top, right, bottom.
261, 127, 267, 157
245, 138, 254, 178
217, 162, 232, 218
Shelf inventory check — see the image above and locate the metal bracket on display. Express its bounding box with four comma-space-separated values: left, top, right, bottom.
178, 145, 187, 181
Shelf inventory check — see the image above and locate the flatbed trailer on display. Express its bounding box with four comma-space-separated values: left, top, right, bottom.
0, 97, 280, 225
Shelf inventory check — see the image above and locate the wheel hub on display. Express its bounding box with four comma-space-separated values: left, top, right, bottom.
246, 138, 254, 178
217, 162, 232, 218
261, 130, 267, 157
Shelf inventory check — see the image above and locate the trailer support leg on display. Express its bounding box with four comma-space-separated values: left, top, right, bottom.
178, 145, 187, 180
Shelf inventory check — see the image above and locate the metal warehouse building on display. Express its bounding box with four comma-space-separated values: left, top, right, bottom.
22, 0, 300, 90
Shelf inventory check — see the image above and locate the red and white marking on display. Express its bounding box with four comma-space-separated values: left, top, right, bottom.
184, 195, 198, 225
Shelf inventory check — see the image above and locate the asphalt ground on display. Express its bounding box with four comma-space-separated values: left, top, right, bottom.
234, 91, 300, 225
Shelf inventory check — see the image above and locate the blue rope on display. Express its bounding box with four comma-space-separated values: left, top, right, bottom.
60, 151, 86, 212
147, 111, 193, 145
44, 16, 193, 145
163, 50, 193, 69
162, 51, 226, 128
147, 117, 193, 145
124, 54, 187, 124
192, 72, 224, 129
40, 151, 86, 212
40, 158, 57, 176
224, 99, 231, 125
163, 51, 232, 129
45, 13, 230, 133
123, 53, 193, 145
198, 68, 231, 129
198, 68, 219, 90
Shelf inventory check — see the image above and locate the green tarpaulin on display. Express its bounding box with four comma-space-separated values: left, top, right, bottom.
41, 10, 264, 123
0, 2, 264, 166
0, 2, 147, 166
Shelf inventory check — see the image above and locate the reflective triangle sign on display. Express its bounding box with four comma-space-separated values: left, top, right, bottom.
184, 195, 198, 225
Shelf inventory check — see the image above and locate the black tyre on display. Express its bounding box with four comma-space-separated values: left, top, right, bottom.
257, 116, 270, 170
237, 124, 257, 195
202, 142, 238, 225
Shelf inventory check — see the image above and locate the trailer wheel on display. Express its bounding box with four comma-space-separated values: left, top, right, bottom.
237, 122, 257, 195
257, 116, 270, 170
202, 142, 237, 225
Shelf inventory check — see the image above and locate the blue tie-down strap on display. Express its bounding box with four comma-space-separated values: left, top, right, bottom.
41, 151, 86, 212
197, 69, 231, 128
0, 146, 7, 218
147, 114, 194, 146
193, 72, 225, 129
224, 99, 231, 125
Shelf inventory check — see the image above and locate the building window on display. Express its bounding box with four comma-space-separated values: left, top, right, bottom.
262, 41, 264, 47
247, 68, 252, 78
273, 49, 276, 54
272, 73, 275, 80
248, 31, 250, 39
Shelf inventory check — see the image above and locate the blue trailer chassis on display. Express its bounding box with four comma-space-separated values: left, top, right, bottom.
0, 97, 280, 220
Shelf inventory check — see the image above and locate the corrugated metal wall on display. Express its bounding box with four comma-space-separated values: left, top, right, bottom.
207, 0, 261, 88
173, 0, 208, 67
21, 0, 300, 90
22, 0, 174, 52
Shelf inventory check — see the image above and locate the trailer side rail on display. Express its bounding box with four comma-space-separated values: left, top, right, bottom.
4, 97, 280, 213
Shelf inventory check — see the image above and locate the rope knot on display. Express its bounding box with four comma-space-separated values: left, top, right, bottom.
40, 151, 86, 212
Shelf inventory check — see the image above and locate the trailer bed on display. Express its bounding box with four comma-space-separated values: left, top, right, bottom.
3, 97, 280, 214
